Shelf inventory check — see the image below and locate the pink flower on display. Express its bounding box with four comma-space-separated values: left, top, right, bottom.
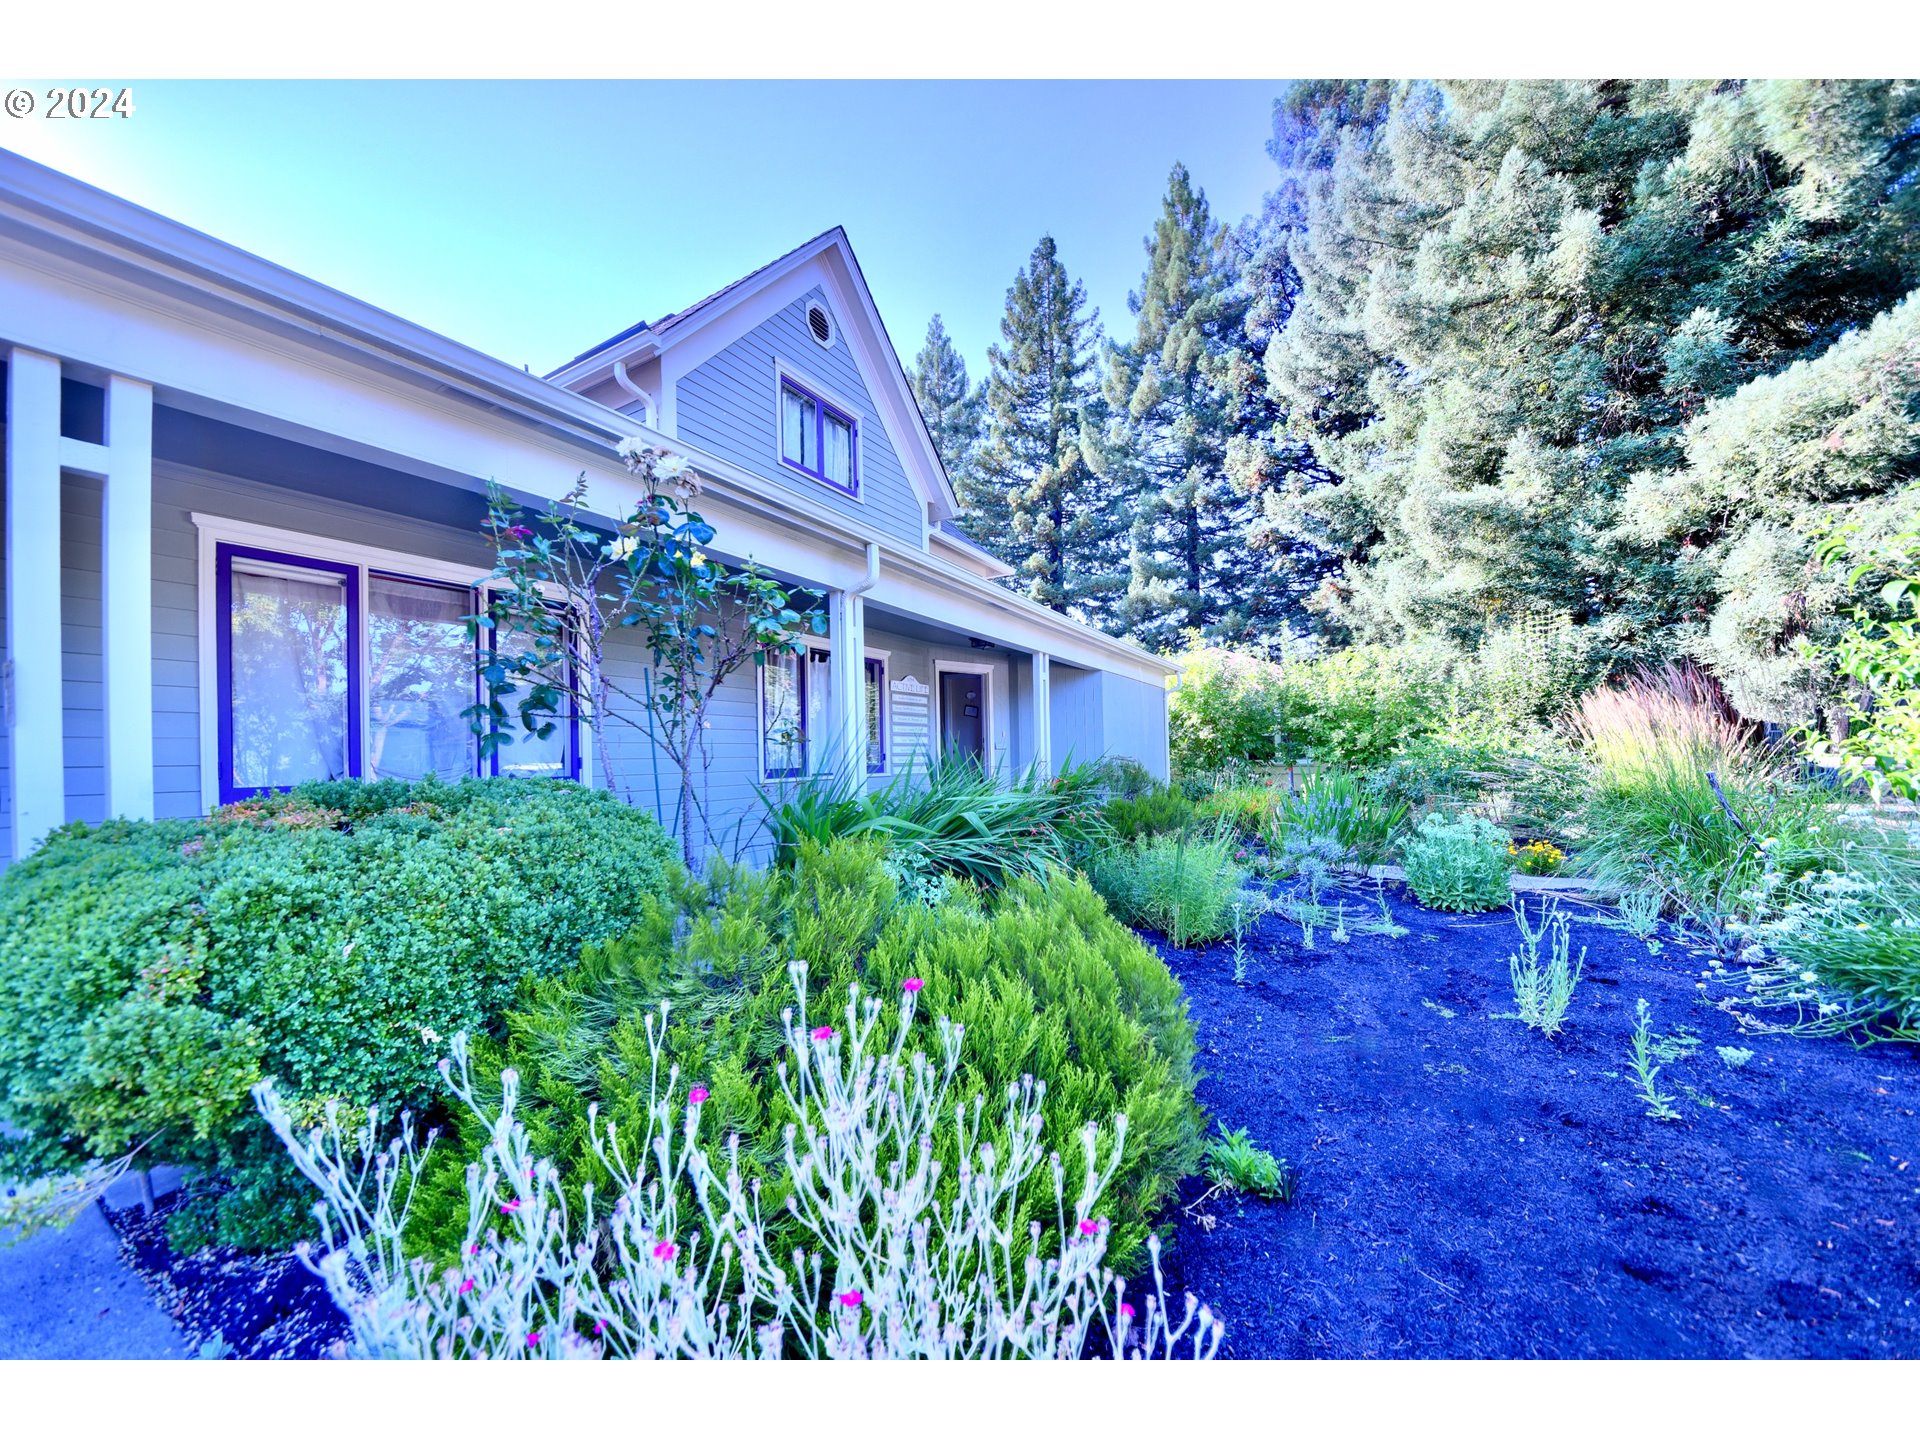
459, 1277, 475, 1295
526, 1331, 542, 1347
688, 1086, 710, 1105
1078, 1219, 1100, 1237
504, 524, 533, 540
901, 977, 924, 993
1120, 1302, 1135, 1320
499, 1199, 521, 1215
811, 1025, 834, 1042
468, 1244, 481, 1256
837, 1289, 863, 1308
652, 1240, 677, 1262
593, 1320, 606, 1336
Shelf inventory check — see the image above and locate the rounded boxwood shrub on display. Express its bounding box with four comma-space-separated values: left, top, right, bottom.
415, 838, 1204, 1275
1401, 812, 1513, 913
0, 776, 675, 1248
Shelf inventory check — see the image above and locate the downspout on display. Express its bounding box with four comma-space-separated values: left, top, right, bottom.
851, 540, 880, 597
611, 360, 658, 429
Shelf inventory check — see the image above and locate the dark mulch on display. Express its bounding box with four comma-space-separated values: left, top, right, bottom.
1149, 881, 1920, 1359
104, 1193, 345, 1359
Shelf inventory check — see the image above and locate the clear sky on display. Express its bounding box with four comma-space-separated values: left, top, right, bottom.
0, 80, 1285, 380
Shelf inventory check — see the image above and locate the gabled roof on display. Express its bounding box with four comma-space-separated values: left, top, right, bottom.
554, 229, 833, 373
546, 227, 960, 524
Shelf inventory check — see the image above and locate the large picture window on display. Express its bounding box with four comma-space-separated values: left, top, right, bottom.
218, 547, 358, 798
368, 573, 475, 782
211, 539, 576, 803
778, 377, 857, 496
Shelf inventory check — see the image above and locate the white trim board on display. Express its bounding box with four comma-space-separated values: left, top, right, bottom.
930, 659, 997, 767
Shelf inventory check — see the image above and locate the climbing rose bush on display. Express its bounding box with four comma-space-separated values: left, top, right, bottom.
254, 966, 1223, 1360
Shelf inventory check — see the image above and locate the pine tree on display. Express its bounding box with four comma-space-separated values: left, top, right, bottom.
908, 315, 986, 517
976, 236, 1125, 616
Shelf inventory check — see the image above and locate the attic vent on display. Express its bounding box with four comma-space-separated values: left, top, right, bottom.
806, 301, 835, 348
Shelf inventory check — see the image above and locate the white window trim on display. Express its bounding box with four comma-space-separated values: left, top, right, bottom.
931, 659, 996, 768
190, 512, 592, 810
772, 357, 866, 504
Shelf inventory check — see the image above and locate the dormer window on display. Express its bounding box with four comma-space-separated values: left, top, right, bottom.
779, 377, 857, 497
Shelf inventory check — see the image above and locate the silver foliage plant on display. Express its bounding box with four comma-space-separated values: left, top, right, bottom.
252, 964, 1222, 1360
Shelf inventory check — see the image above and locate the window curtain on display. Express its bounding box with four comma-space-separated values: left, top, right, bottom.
823, 414, 853, 489
781, 387, 816, 470
228, 562, 349, 790
763, 650, 805, 776
368, 575, 474, 782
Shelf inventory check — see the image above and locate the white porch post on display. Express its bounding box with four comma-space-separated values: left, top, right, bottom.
1032, 651, 1053, 777
101, 375, 154, 821
827, 587, 866, 778
5, 349, 66, 855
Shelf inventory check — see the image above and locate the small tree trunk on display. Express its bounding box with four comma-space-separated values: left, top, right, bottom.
680, 767, 697, 870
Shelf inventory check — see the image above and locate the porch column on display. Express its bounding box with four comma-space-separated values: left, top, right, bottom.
101, 376, 154, 821
1032, 651, 1053, 777
5, 348, 66, 855
826, 586, 866, 778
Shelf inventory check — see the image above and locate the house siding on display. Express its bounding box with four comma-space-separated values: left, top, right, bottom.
674, 287, 925, 548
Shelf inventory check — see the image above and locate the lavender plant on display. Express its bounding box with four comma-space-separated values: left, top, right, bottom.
1507, 898, 1585, 1038
253, 967, 1222, 1360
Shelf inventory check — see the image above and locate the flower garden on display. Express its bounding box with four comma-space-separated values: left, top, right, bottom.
3, 484, 1918, 1362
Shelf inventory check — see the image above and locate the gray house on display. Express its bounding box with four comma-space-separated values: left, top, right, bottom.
0, 149, 1174, 864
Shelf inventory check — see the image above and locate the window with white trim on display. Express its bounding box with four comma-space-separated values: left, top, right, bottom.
758, 643, 886, 779
211, 539, 577, 802
778, 376, 857, 497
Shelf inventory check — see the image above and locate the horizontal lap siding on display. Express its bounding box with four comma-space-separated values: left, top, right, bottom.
596, 623, 774, 866
61, 475, 105, 823
676, 288, 924, 549
1101, 673, 1170, 780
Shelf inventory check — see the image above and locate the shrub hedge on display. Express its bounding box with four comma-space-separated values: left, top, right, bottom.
413, 838, 1204, 1276
0, 777, 676, 1248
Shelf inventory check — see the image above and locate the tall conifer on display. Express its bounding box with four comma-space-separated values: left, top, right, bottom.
976, 236, 1124, 616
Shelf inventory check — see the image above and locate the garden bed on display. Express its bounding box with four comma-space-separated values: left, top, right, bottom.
1151, 882, 1920, 1358
104, 1192, 344, 1359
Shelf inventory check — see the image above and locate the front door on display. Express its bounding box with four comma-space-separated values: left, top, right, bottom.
938, 671, 986, 764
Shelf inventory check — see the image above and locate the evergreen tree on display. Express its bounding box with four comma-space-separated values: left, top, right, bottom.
976, 236, 1125, 616
1256, 78, 1920, 718
908, 315, 986, 516
1097, 163, 1267, 651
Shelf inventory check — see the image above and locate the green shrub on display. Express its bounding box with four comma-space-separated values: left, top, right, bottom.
1268, 770, 1409, 869
1367, 721, 1587, 845
412, 839, 1202, 1276
1105, 783, 1196, 843
1194, 783, 1281, 838
763, 756, 1111, 892
1401, 812, 1513, 913
0, 777, 676, 1248
1171, 643, 1453, 776
1091, 829, 1250, 947
1090, 755, 1159, 800
1754, 836, 1920, 1040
